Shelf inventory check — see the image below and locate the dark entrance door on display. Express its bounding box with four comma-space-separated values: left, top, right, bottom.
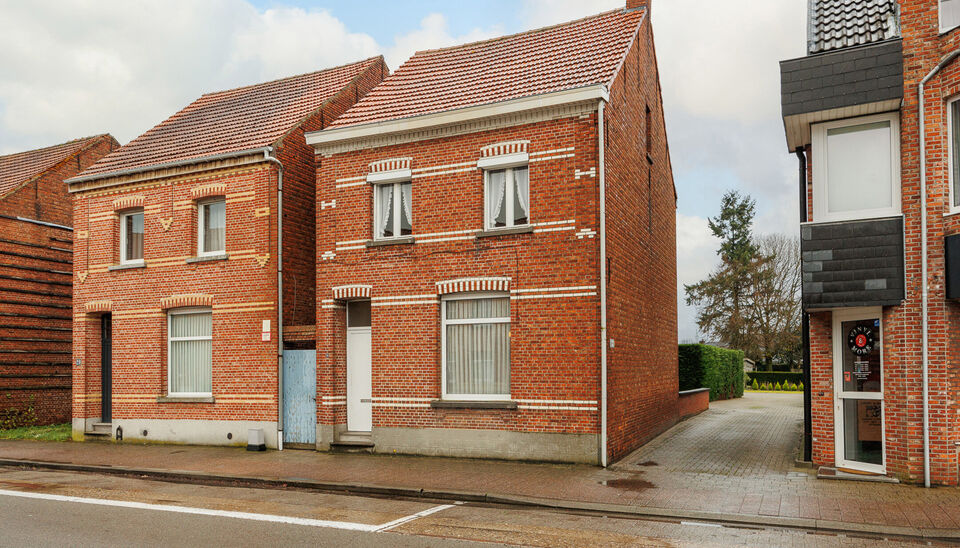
101, 314, 112, 423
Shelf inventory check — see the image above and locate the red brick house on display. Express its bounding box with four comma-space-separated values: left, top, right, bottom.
0, 135, 117, 426
66, 58, 386, 446
781, 0, 960, 485
306, 1, 677, 464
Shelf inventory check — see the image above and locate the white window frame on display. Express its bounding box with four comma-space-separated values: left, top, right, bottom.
941, 0, 960, 34
948, 96, 960, 215
811, 112, 901, 223
197, 198, 226, 257
167, 307, 213, 398
483, 166, 530, 230
372, 181, 411, 240
440, 292, 511, 401
119, 208, 144, 265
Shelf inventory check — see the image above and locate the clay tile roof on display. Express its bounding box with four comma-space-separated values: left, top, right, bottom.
329, 8, 644, 129
0, 135, 112, 197
79, 57, 383, 180
808, 0, 899, 54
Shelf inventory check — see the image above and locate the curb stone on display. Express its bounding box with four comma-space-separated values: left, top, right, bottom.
0, 457, 957, 541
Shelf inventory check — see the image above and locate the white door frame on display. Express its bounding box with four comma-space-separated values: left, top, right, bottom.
831, 306, 886, 474
345, 303, 372, 433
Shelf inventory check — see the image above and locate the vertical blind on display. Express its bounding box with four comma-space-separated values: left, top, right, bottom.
124, 212, 144, 261
202, 200, 225, 253
169, 311, 212, 395
445, 297, 510, 396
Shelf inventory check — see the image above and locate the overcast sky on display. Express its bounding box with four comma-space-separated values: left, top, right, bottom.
0, 0, 807, 341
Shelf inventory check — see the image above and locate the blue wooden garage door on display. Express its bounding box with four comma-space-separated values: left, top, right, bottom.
282, 350, 316, 445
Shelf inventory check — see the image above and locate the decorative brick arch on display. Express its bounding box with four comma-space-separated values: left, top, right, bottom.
112, 195, 144, 211
190, 183, 227, 200
436, 277, 510, 294
160, 294, 214, 309
369, 157, 411, 174
332, 285, 371, 301
480, 140, 529, 158
84, 300, 113, 313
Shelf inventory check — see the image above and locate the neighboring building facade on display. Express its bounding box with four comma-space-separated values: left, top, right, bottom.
781, 0, 960, 485
307, 1, 677, 464
0, 135, 117, 426
66, 58, 387, 446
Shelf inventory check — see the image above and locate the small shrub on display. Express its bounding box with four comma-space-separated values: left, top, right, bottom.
798, 381, 804, 391
789, 383, 798, 391
774, 381, 782, 391
0, 406, 38, 430
751, 379, 759, 390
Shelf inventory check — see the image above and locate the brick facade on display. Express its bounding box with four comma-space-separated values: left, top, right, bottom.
801, 0, 960, 485
312, 8, 676, 464
69, 60, 386, 446
0, 135, 116, 426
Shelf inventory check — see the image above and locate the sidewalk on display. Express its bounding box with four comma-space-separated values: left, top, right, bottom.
0, 396, 957, 539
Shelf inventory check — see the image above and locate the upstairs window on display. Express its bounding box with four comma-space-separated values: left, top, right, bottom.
374, 181, 412, 239
119, 209, 144, 264
485, 167, 529, 229
942, 0, 960, 33
198, 198, 225, 256
811, 113, 900, 223
949, 98, 960, 212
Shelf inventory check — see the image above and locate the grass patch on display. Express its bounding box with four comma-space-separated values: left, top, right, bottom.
0, 423, 71, 442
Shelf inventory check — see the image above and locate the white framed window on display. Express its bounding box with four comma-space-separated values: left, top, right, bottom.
119, 209, 144, 264
942, 0, 960, 33
197, 198, 225, 256
484, 166, 529, 229
811, 112, 901, 223
167, 308, 212, 397
373, 181, 412, 239
949, 97, 960, 213
441, 293, 510, 400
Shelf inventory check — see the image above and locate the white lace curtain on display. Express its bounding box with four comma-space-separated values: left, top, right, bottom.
486, 170, 506, 226
513, 167, 529, 223
203, 200, 225, 252
169, 312, 212, 395
377, 183, 394, 238
445, 298, 510, 396
400, 182, 412, 234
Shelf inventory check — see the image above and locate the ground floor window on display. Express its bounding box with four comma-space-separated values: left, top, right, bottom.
442, 294, 510, 400
168, 308, 212, 396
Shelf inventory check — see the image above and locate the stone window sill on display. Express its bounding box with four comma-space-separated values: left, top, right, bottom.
108, 261, 145, 271
366, 236, 415, 247
157, 396, 215, 403
430, 400, 517, 410
186, 253, 229, 264
476, 225, 534, 238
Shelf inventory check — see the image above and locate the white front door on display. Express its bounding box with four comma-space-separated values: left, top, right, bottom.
832, 307, 885, 474
346, 301, 372, 433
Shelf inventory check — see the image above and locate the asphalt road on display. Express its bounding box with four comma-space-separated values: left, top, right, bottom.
0, 467, 937, 547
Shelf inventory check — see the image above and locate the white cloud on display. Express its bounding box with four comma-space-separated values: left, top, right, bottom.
520, 0, 623, 29
676, 213, 720, 342
384, 13, 500, 71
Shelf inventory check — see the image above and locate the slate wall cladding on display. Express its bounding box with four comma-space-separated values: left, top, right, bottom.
780, 39, 903, 117
801, 216, 904, 309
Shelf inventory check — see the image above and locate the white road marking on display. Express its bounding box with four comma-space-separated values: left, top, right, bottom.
0, 489, 454, 533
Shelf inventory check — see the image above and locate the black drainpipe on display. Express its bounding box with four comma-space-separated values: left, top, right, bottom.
796, 146, 812, 462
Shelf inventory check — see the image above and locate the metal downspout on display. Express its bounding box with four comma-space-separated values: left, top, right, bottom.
264, 148, 284, 451
796, 147, 812, 463
919, 47, 960, 487
598, 98, 608, 467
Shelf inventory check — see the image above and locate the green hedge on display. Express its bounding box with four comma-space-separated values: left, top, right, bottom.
678, 344, 744, 401
745, 371, 803, 387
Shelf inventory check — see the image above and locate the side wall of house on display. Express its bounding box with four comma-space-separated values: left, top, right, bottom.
315, 112, 604, 463
0, 137, 115, 426
279, 58, 387, 330
604, 16, 679, 462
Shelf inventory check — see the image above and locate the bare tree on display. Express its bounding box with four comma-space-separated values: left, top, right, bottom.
749, 233, 801, 370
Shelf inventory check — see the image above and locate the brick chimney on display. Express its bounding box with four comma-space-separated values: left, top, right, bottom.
626, 0, 649, 13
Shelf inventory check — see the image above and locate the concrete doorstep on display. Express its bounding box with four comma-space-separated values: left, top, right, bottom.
0, 456, 957, 542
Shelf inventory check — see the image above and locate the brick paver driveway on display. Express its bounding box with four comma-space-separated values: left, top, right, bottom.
617, 391, 804, 479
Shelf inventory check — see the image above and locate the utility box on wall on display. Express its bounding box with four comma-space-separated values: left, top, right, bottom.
945, 234, 960, 299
